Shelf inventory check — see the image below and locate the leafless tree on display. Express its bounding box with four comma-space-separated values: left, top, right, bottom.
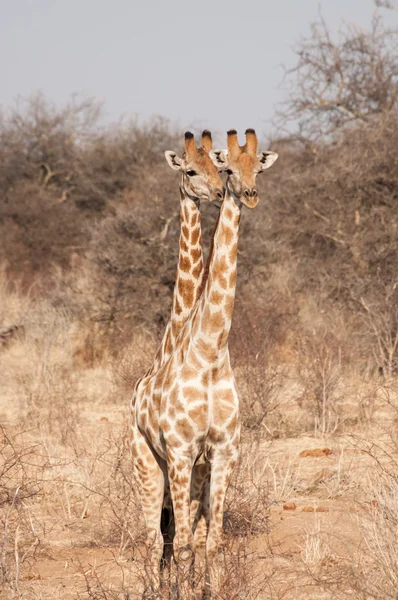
277, 14, 398, 139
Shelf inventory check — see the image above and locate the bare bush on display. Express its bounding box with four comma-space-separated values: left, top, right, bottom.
359, 283, 398, 377
296, 328, 345, 435
0, 427, 42, 597
0, 94, 177, 281
277, 14, 398, 139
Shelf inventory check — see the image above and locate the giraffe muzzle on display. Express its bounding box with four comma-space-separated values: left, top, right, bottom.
241, 188, 259, 208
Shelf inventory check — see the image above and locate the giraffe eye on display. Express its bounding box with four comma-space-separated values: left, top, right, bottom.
186, 170, 197, 177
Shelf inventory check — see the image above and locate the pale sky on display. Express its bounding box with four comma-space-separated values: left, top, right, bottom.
1, 0, 396, 142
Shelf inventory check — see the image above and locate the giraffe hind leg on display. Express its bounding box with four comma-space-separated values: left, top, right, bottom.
161, 480, 175, 592
131, 423, 165, 596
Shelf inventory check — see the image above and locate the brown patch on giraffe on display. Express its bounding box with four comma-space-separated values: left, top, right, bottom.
212, 255, 228, 282
213, 403, 236, 427
164, 366, 175, 391
168, 404, 176, 420
160, 419, 172, 434
187, 347, 202, 370
218, 274, 228, 289
220, 225, 234, 247
175, 300, 183, 316
192, 262, 202, 279
196, 337, 218, 362
208, 426, 226, 443
224, 206, 233, 221
201, 371, 210, 387
190, 212, 198, 226
175, 417, 195, 442
174, 499, 184, 511
214, 388, 235, 405
171, 321, 179, 339
181, 239, 188, 252
203, 308, 225, 334
217, 331, 229, 348
229, 270, 237, 289
189, 404, 208, 431
183, 387, 204, 403
224, 294, 235, 320
179, 256, 192, 273
182, 224, 189, 239
176, 473, 189, 487
191, 248, 201, 263
175, 397, 187, 415
229, 242, 238, 263
148, 403, 157, 429
180, 364, 197, 382
165, 434, 183, 447
183, 205, 190, 222
191, 227, 200, 246
226, 414, 238, 434
169, 385, 178, 406
178, 278, 195, 307
210, 290, 223, 305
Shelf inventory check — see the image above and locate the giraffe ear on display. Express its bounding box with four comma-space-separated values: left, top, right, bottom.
257, 151, 278, 170
209, 149, 229, 171
165, 151, 183, 171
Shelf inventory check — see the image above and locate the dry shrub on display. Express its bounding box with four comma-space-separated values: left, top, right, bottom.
354, 469, 398, 599
0, 94, 177, 285
277, 13, 398, 138
0, 427, 43, 597
225, 441, 271, 538
296, 327, 346, 436
230, 299, 293, 436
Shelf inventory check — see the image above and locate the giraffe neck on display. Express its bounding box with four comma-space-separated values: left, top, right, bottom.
152, 187, 204, 370
191, 190, 241, 363
171, 187, 204, 335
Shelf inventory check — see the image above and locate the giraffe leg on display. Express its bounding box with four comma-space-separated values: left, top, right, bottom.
191, 463, 210, 548
167, 453, 196, 599
131, 424, 165, 597
190, 463, 210, 596
161, 478, 174, 593
206, 448, 238, 596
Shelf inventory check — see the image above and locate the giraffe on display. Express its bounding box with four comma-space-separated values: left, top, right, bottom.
148, 130, 224, 556
130, 130, 223, 591
130, 129, 278, 597
148, 130, 224, 378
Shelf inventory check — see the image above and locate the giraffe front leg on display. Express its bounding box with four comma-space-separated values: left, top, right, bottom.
206, 447, 238, 597
131, 425, 165, 598
167, 452, 196, 599
190, 463, 210, 596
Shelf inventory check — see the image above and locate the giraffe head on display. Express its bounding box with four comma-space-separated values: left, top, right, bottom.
211, 129, 278, 209
165, 131, 224, 204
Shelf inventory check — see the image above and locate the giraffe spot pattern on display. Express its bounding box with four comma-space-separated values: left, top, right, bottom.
190, 226, 201, 245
